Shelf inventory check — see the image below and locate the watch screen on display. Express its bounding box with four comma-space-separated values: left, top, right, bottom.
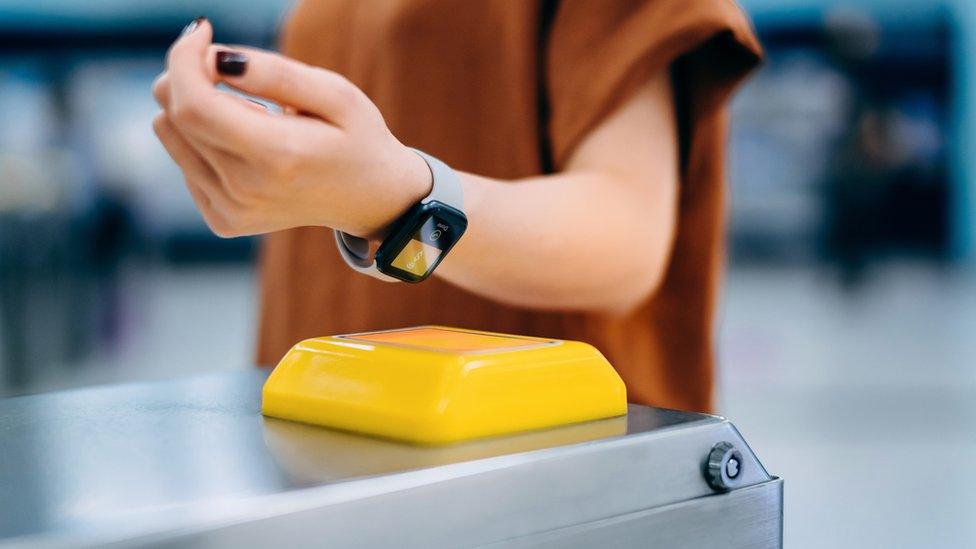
377, 203, 467, 283
391, 238, 442, 276
390, 215, 457, 277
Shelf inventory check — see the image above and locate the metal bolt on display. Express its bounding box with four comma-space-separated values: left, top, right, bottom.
705, 441, 744, 491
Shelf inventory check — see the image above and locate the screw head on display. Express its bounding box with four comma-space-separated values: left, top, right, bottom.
705, 441, 745, 491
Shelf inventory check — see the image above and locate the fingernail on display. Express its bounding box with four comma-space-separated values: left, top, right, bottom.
180, 16, 207, 37
216, 51, 248, 76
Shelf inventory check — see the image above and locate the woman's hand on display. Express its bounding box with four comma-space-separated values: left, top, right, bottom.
152, 19, 430, 238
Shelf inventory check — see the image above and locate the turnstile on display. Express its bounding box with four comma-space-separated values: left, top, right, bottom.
0, 370, 783, 548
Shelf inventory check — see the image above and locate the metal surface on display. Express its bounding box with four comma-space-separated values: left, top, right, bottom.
487, 480, 784, 549
0, 370, 781, 548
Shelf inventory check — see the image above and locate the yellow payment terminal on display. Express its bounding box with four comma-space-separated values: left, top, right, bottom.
262, 326, 627, 444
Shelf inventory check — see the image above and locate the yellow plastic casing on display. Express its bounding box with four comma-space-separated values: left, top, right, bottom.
261, 326, 627, 444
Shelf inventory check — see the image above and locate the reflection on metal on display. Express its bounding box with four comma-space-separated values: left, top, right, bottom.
0, 370, 782, 548
262, 414, 628, 483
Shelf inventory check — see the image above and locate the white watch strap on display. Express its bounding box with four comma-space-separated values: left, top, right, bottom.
414, 149, 464, 210
334, 148, 464, 281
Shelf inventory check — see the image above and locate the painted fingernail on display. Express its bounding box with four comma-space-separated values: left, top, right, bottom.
216, 51, 248, 76
180, 16, 207, 37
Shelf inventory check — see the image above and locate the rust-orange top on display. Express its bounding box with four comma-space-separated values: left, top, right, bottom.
257, 0, 762, 412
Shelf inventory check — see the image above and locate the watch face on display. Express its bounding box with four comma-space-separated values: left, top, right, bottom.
377, 203, 467, 282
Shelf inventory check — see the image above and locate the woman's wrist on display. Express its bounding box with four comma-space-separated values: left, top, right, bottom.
352, 143, 433, 241
297, 140, 432, 240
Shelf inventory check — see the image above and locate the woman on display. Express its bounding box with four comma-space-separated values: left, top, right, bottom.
152, 1, 761, 412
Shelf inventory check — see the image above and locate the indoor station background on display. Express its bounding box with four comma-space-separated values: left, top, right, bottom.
1, 1, 973, 547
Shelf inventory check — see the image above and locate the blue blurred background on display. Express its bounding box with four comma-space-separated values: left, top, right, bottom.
0, 1, 974, 547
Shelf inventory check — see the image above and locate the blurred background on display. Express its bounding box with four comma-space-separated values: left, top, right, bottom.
0, 0, 973, 547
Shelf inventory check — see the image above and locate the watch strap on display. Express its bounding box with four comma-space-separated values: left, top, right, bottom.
333, 230, 400, 282
334, 148, 464, 282
414, 148, 463, 209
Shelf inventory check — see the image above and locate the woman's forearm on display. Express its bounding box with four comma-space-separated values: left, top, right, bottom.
434, 72, 678, 314
436, 168, 676, 314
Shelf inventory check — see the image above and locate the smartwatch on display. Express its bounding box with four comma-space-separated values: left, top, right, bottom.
334, 149, 467, 283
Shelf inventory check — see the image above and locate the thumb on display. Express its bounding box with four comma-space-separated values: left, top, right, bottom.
167, 17, 214, 83
207, 45, 366, 126
167, 17, 217, 113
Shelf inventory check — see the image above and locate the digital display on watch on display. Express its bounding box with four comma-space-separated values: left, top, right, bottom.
391, 239, 442, 276
374, 201, 467, 283
389, 215, 457, 278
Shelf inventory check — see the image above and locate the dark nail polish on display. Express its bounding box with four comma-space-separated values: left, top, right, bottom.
180, 16, 206, 37
216, 51, 248, 77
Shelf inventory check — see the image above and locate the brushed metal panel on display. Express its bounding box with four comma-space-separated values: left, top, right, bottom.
0, 370, 777, 549
487, 479, 784, 549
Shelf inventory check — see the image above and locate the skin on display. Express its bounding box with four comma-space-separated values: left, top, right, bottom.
153, 20, 678, 314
